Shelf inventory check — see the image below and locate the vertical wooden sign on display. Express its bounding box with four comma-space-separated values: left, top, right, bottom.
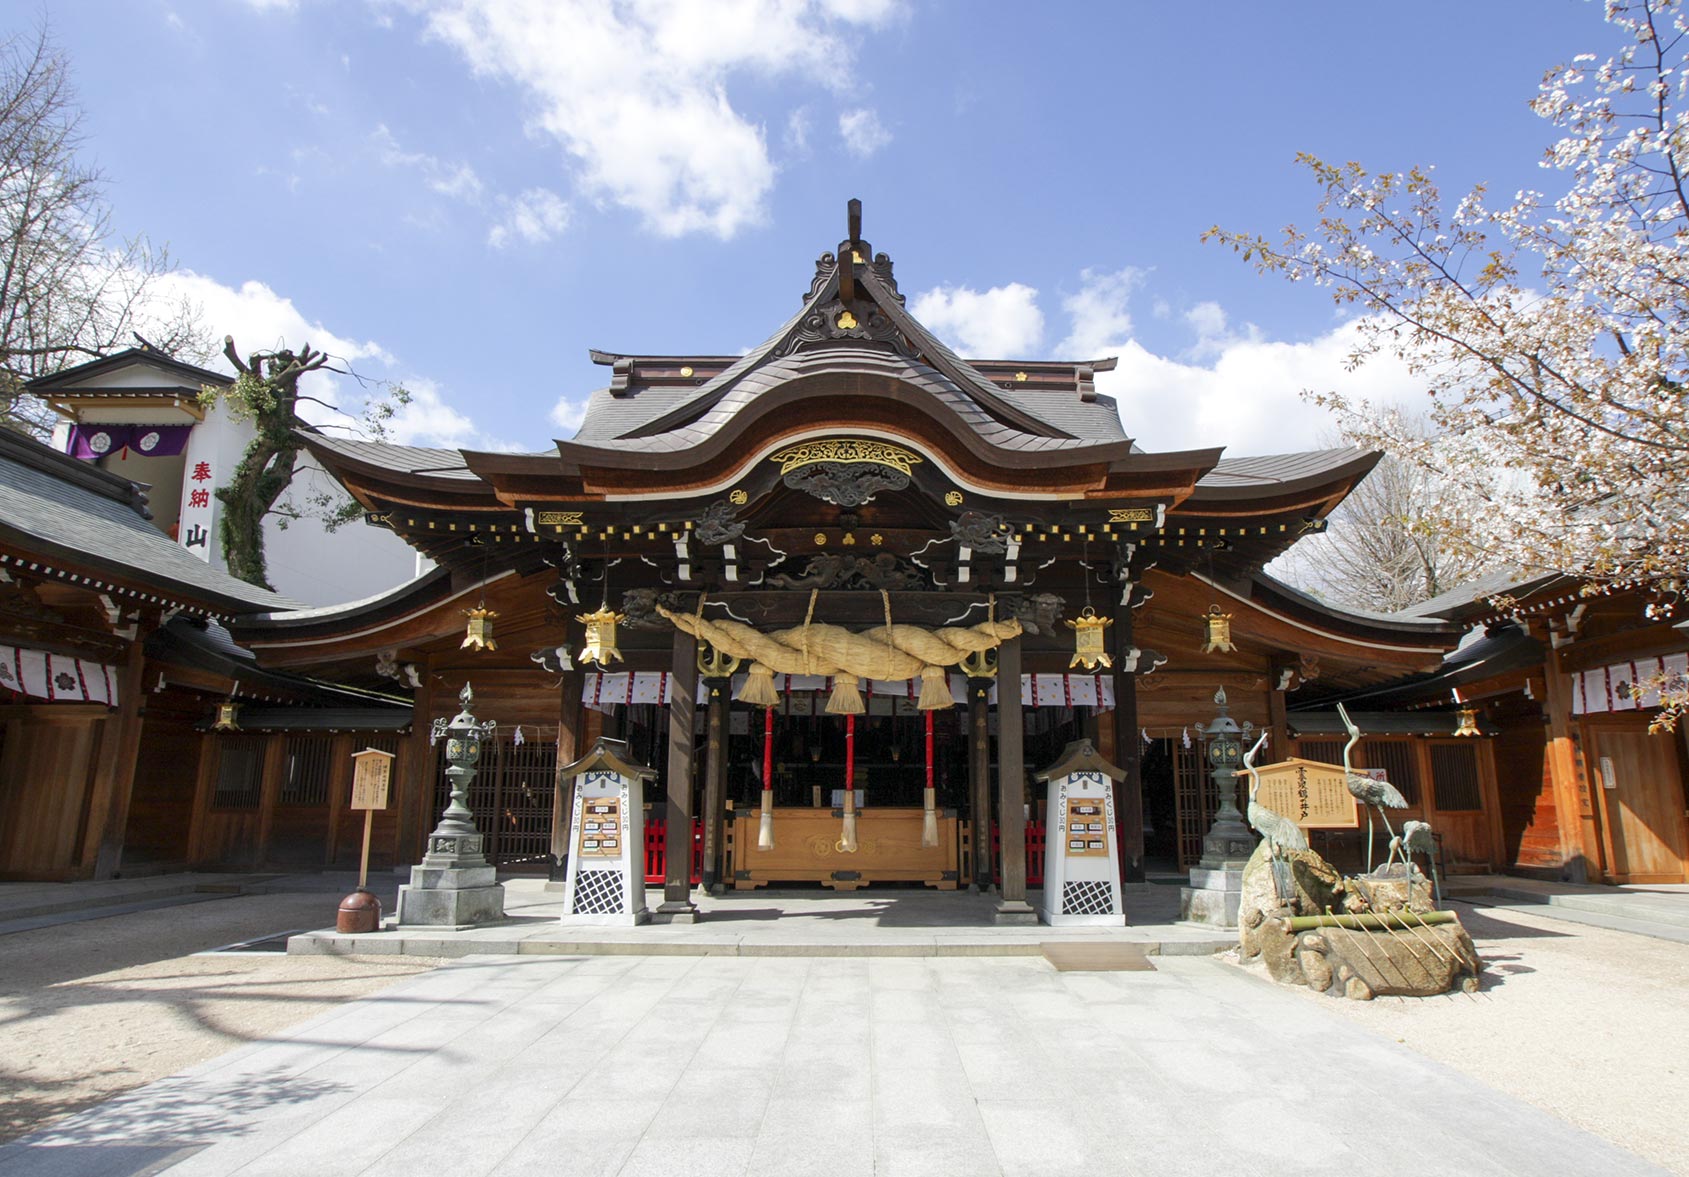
349, 748, 395, 889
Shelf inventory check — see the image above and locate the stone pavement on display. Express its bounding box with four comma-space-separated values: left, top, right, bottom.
289, 877, 1236, 959
0, 953, 1665, 1177
1448, 875, 1689, 944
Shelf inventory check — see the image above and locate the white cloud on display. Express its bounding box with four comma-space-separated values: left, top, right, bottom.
149, 269, 517, 450
909, 283, 1044, 358
1096, 322, 1424, 454
838, 108, 891, 158
371, 124, 484, 202
488, 187, 571, 248
1056, 266, 1146, 356
401, 0, 900, 238
550, 395, 588, 435
784, 107, 812, 155
1038, 264, 1424, 453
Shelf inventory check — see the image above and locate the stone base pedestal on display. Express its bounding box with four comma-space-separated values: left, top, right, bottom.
651, 899, 700, 924
1180, 865, 1245, 928
994, 898, 1038, 926
395, 855, 506, 928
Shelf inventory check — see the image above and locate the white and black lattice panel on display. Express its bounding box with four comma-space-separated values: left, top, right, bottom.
571, 869, 626, 916
1061, 879, 1118, 917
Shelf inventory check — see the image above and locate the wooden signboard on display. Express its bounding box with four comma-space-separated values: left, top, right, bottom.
1249, 758, 1362, 829
1064, 797, 1109, 858
351, 749, 394, 811
348, 748, 396, 888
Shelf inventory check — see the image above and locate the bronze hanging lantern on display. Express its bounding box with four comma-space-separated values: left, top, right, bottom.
212, 701, 241, 731
462, 604, 498, 652
1454, 706, 1481, 737
1201, 604, 1236, 654
577, 606, 626, 666
1066, 606, 1114, 670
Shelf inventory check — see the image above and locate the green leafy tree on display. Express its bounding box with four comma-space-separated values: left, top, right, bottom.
201, 336, 410, 590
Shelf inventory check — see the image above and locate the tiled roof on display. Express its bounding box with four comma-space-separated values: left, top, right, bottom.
0, 431, 294, 614
1196, 447, 1376, 490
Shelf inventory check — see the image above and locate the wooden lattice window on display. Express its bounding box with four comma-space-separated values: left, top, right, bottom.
1363, 739, 1421, 806
279, 735, 334, 807
1429, 742, 1484, 811
1296, 738, 1344, 765
211, 735, 265, 809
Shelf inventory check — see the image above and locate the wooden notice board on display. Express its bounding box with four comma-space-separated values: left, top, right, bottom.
1249, 758, 1362, 829
350, 749, 395, 810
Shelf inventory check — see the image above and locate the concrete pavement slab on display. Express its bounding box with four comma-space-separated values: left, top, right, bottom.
0, 952, 1670, 1177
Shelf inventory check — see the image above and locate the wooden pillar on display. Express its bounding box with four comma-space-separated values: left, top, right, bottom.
1539, 632, 1602, 881
1267, 685, 1289, 762
90, 634, 151, 879
995, 635, 1033, 919
1112, 607, 1145, 883
968, 675, 994, 891
398, 655, 436, 866
659, 627, 700, 919
700, 677, 730, 892
548, 671, 584, 881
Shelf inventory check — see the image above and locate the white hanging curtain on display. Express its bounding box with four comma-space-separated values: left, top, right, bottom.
0, 644, 117, 705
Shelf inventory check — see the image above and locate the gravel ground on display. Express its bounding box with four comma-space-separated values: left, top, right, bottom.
0, 881, 438, 1145
1239, 899, 1689, 1175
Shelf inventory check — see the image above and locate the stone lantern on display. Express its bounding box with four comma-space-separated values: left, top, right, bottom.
1180, 687, 1258, 928
395, 683, 507, 927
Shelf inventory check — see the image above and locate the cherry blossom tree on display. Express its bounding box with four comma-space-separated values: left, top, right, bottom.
1207, 0, 1689, 606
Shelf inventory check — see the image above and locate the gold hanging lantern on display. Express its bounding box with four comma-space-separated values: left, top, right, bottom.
462, 603, 498, 651
1454, 706, 1481, 737
212, 701, 241, 731
577, 606, 626, 666
1066, 606, 1114, 670
1200, 604, 1236, 654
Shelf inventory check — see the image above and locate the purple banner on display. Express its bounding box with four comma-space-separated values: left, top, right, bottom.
67, 424, 192, 461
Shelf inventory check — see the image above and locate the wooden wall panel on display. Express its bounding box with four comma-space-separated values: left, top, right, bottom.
0, 706, 105, 879
123, 689, 206, 869
1491, 719, 1561, 873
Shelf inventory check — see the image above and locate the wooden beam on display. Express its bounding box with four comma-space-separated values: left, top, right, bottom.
548, 671, 584, 880
659, 625, 699, 919
1112, 606, 1145, 883
701, 676, 730, 892
968, 674, 993, 891
398, 655, 436, 865
90, 634, 151, 879
1536, 624, 1602, 882
996, 635, 1030, 914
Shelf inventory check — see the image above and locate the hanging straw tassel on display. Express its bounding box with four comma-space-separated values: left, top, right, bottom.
840, 791, 859, 853
757, 701, 776, 851
917, 664, 954, 710
921, 708, 938, 847
738, 662, 781, 708
838, 712, 859, 853
826, 672, 865, 715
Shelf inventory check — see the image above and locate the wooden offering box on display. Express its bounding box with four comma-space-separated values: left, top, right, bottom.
730, 807, 960, 890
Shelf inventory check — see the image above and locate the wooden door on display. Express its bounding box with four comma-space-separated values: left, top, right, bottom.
1585, 722, 1689, 883
0, 706, 105, 878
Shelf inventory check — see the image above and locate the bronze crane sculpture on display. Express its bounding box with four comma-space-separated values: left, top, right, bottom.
1337, 702, 1408, 874
1387, 819, 1442, 907
1244, 731, 1307, 901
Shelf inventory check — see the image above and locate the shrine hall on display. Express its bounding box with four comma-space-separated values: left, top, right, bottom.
196, 203, 1491, 917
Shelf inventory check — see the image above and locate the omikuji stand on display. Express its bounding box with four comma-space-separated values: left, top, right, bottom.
1036, 739, 1128, 927
558, 737, 655, 927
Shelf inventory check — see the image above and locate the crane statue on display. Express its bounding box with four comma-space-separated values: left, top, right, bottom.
1336, 702, 1408, 875
1243, 732, 1307, 902
1387, 819, 1442, 908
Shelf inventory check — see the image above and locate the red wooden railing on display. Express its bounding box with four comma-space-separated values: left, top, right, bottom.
989, 820, 1047, 886
644, 818, 704, 885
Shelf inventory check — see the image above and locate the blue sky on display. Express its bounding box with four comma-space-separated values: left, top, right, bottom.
38, 0, 1605, 456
